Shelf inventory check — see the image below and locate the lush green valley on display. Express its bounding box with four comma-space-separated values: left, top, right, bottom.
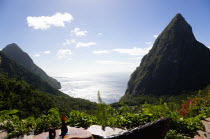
118, 91, 197, 106
0, 73, 97, 118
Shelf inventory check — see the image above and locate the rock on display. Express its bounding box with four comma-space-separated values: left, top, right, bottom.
86, 125, 126, 138
194, 117, 210, 139
0, 130, 7, 139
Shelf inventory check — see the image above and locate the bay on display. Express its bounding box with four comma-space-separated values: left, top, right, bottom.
54, 72, 131, 104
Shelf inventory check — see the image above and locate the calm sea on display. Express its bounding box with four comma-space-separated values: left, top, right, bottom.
54, 72, 131, 104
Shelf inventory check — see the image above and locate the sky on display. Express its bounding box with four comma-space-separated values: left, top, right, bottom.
0, 0, 210, 76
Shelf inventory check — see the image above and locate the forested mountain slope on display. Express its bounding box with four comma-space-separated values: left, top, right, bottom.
2, 43, 61, 89
121, 14, 210, 100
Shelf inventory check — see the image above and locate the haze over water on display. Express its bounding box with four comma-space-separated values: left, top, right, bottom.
54, 72, 131, 104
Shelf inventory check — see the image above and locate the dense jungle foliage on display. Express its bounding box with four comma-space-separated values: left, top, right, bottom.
1, 88, 210, 138
114, 91, 197, 107
0, 74, 97, 118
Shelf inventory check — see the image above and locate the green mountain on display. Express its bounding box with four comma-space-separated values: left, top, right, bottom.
2, 43, 61, 89
121, 13, 210, 100
0, 52, 97, 118
0, 73, 97, 118
0, 51, 64, 96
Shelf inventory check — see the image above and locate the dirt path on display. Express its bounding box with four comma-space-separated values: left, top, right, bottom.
194, 117, 210, 139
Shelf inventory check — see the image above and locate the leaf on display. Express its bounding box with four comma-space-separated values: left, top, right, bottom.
0, 109, 19, 116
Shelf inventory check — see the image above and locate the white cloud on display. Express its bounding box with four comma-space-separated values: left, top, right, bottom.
97, 33, 103, 36
93, 50, 109, 54
96, 60, 136, 65
70, 39, 76, 43
27, 12, 74, 30
128, 57, 143, 60
145, 42, 152, 45
33, 51, 51, 57
44, 51, 51, 54
153, 34, 159, 38
76, 42, 96, 48
145, 42, 153, 47
56, 49, 72, 58
112, 47, 152, 56
67, 58, 72, 61
71, 28, 88, 37
62, 39, 76, 46
34, 53, 40, 57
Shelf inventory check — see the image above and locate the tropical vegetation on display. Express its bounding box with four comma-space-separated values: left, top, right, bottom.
0, 73, 97, 118
1, 88, 210, 138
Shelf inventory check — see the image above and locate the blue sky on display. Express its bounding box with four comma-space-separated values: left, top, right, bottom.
0, 0, 209, 76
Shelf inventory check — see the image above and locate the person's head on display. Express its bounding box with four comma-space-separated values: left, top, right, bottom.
61, 115, 66, 123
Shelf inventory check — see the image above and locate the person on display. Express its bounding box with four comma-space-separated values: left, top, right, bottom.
61, 115, 66, 122
60, 113, 68, 137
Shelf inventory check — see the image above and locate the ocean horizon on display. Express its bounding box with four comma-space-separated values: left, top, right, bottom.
54, 72, 131, 104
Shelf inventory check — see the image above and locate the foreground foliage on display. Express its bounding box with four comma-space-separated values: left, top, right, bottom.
0, 108, 61, 138
1, 84, 210, 138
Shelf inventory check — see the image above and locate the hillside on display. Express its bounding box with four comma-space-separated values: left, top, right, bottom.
0, 73, 97, 118
2, 43, 61, 89
0, 51, 65, 96
121, 13, 210, 100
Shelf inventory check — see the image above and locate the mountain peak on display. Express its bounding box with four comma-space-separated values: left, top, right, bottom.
164, 13, 194, 36
171, 13, 189, 26
170, 13, 187, 24
121, 14, 210, 100
172, 13, 189, 26
153, 13, 196, 49
2, 43, 61, 89
4, 43, 23, 52
174, 13, 184, 19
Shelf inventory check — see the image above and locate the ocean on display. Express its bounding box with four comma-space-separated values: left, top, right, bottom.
54, 72, 131, 104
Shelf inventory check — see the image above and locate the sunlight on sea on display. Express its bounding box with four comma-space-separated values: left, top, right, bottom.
54, 72, 131, 104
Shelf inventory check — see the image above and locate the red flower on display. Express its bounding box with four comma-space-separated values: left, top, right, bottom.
182, 104, 187, 108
